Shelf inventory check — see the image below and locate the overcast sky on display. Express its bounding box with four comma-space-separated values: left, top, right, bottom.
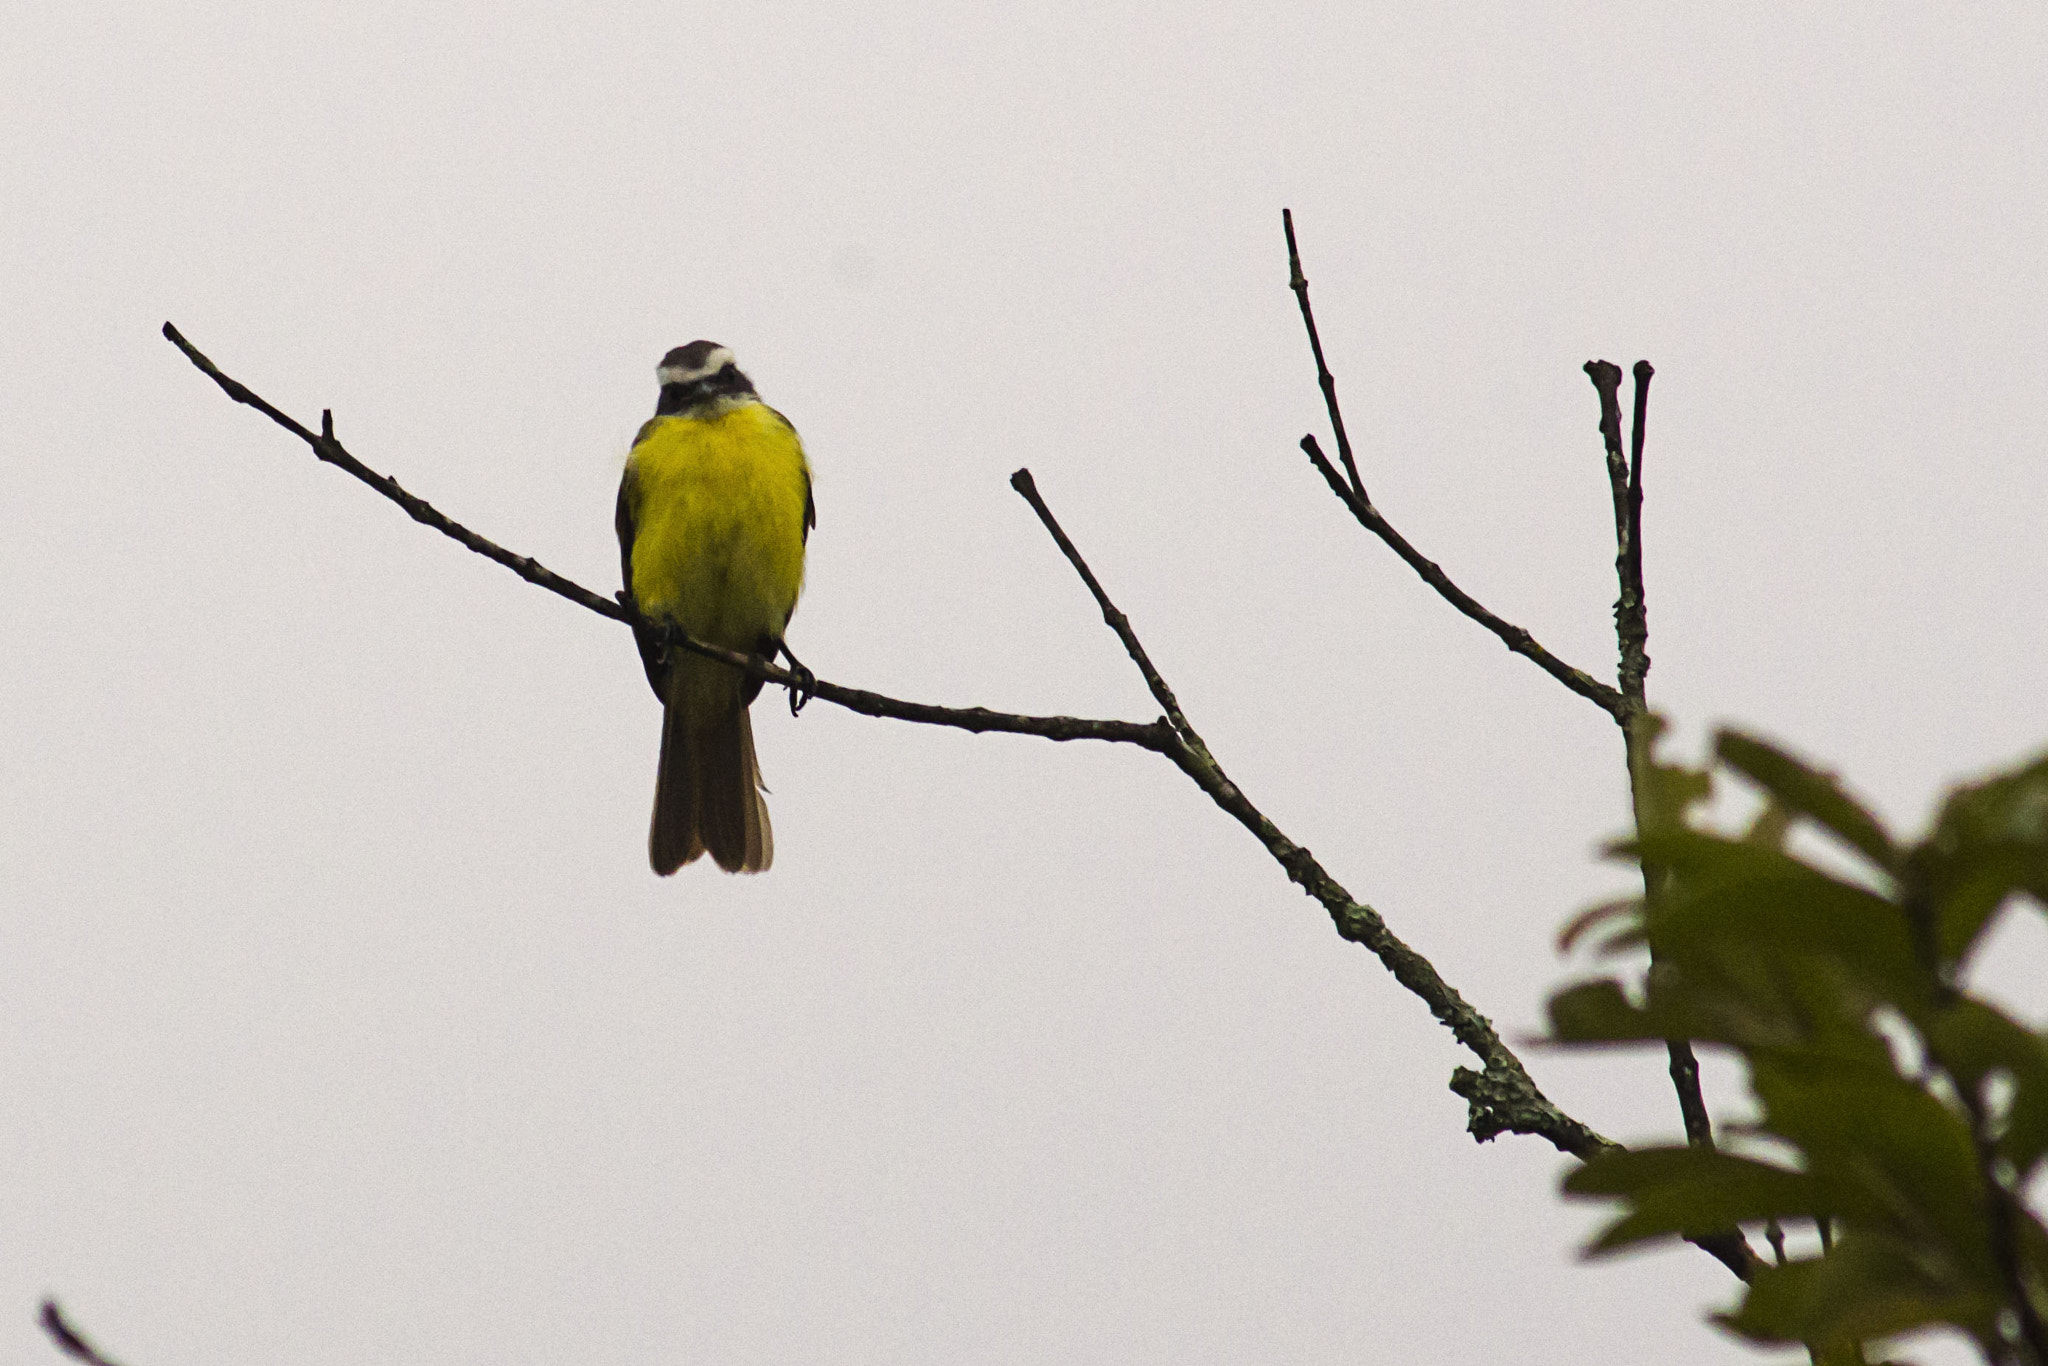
5, 3, 2046, 1364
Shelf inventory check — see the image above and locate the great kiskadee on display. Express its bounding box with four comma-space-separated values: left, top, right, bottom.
616, 341, 813, 874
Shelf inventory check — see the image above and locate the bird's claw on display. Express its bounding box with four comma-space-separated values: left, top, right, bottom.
786, 661, 816, 715
776, 644, 816, 715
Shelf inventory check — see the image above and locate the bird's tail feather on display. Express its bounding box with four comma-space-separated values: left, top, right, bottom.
649, 664, 772, 875
699, 704, 772, 873
649, 684, 703, 876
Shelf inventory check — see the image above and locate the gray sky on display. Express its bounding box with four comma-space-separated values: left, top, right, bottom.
4, 3, 2046, 1363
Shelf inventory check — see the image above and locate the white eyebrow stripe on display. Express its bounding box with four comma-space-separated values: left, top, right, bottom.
658, 346, 736, 385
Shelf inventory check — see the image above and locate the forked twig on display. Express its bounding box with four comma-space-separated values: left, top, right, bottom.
1283, 209, 1367, 504
1585, 360, 1652, 713
1279, 217, 1625, 723
1585, 359, 1752, 1278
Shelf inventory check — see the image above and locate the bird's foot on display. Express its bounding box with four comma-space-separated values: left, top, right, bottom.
778, 644, 817, 715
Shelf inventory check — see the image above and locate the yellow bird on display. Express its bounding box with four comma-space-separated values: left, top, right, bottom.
616, 341, 813, 874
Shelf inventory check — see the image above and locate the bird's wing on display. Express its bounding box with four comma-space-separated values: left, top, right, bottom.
615, 458, 665, 699
766, 406, 815, 544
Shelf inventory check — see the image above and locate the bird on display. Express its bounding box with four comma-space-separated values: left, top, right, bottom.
616, 341, 814, 874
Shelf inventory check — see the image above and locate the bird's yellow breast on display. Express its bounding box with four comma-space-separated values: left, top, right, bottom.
625, 401, 810, 652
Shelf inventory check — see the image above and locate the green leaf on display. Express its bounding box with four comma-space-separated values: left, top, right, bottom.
1752, 1061, 1992, 1273
1923, 1000, 2048, 1178
1627, 712, 1713, 835
1718, 1231, 1999, 1350
1744, 798, 1795, 850
1913, 751, 2048, 961
1643, 840, 1926, 1014
1554, 732, 2048, 1359
1931, 858, 2038, 967
1652, 959, 1898, 1066
1717, 731, 1898, 874
1546, 979, 1666, 1043
1564, 1147, 1820, 1254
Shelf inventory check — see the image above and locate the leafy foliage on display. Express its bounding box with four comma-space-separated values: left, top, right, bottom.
1550, 723, 2048, 1365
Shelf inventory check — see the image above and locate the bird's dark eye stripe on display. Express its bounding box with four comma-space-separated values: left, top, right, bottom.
656, 362, 757, 415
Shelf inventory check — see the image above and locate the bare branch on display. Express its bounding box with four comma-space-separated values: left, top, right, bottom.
1009, 472, 1615, 1161
1585, 361, 1751, 1277
1586, 360, 1712, 1145
1300, 435, 1628, 720
40, 1301, 124, 1366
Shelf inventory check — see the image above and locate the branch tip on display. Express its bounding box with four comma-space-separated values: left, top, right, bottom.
1280, 210, 1365, 503
1009, 467, 1193, 739
1627, 362, 1653, 495
40, 1300, 123, 1366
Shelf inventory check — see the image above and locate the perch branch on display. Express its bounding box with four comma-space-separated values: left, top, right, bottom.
162, 323, 1174, 754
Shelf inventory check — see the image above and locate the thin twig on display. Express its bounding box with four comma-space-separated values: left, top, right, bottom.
164, 323, 627, 626
40, 1301, 124, 1366
1300, 436, 1627, 720
1588, 361, 1710, 1146
1967, 1091, 2048, 1362
1010, 470, 1614, 1162
1626, 360, 1653, 703
1009, 470, 1194, 744
1282, 209, 1367, 504
1628, 362, 1652, 503
1660, 1039, 1715, 1151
